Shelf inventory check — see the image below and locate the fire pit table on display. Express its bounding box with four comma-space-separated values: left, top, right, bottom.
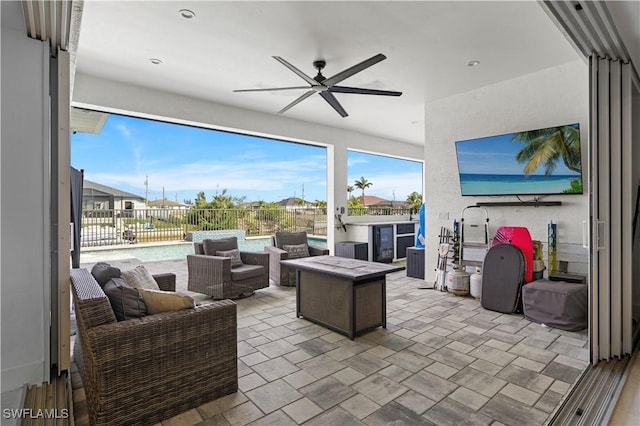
281, 255, 405, 339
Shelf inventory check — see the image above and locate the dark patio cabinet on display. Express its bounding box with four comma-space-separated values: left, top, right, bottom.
407, 247, 425, 279
335, 241, 368, 261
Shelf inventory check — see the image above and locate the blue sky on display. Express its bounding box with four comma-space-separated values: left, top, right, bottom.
455, 127, 581, 176
71, 114, 423, 203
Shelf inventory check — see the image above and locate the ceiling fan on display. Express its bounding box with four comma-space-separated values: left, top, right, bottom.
234, 53, 402, 118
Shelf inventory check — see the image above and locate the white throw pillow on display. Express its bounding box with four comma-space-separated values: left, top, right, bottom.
122, 265, 160, 291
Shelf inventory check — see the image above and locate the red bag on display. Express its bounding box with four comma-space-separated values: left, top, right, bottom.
492, 226, 534, 283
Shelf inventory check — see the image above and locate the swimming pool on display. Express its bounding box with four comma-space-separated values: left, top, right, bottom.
82, 237, 327, 263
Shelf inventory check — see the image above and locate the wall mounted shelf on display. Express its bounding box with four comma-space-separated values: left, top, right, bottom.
476, 201, 562, 207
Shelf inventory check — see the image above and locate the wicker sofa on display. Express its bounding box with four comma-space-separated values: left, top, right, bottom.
70, 268, 238, 426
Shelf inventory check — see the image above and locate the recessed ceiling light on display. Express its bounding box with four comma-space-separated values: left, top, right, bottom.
179, 9, 195, 19
467, 60, 480, 67
149, 58, 162, 65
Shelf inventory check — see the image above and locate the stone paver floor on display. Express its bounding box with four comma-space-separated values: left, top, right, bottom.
72, 257, 589, 425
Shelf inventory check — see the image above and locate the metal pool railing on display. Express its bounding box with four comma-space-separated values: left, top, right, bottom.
80, 208, 329, 247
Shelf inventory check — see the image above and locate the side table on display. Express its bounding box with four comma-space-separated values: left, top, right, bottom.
335, 241, 368, 261
406, 247, 425, 279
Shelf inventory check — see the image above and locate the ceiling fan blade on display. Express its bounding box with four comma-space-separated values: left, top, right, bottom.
329, 86, 402, 96
234, 86, 311, 93
319, 91, 348, 117
273, 56, 318, 86
277, 90, 316, 114
323, 53, 387, 87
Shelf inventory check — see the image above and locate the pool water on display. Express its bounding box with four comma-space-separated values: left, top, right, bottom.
83, 237, 327, 263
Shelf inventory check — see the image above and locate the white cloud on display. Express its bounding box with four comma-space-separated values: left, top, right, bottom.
90, 154, 328, 199
347, 157, 369, 167
115, 124, 132, 140
88, 149, 420, 202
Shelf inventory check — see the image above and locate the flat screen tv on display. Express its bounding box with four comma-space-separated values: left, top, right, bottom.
454, 123, 583, 196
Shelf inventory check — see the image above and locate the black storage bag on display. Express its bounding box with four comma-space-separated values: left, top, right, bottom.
481, 243, 525, 313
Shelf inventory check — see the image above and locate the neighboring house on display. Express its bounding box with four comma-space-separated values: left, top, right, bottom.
243, 201, 264, 210
147, 198, 190, 210
82, 180, 146, 211
277, 197, 313, 210
356, 195, 407, 208
147, 199, 191, 220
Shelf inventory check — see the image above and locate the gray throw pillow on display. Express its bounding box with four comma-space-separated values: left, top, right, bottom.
216, 248, 243, 268
202, 237, 238, 255
91, 262, 122, 287
283, 243, 310, 259
103, 277, 147, 321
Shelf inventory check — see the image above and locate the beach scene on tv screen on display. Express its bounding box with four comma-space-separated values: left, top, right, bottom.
455, 123, 582, 196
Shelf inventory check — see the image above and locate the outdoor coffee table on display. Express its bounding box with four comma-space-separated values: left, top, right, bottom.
281, 255, 405, 339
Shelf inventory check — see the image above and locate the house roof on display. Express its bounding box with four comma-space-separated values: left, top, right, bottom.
356, 195, 408, 207
358, 195, 386, 206
278, 197, 311, 207
83, 180, 145, 201
148, 199, 188, 207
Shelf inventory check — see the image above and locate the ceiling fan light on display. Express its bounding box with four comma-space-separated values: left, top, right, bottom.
179, 9, 195, 19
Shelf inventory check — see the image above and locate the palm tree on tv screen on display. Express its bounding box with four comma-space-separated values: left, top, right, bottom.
512, 125, 581, 175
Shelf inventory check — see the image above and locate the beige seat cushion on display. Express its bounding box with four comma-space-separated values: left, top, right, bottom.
122, 265, 160, 291
138, 288, 195, 314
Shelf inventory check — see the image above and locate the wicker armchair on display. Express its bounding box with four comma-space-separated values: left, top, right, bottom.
265, 231, 330, 286
70, 268, 237, 426
188, 236, 269, 299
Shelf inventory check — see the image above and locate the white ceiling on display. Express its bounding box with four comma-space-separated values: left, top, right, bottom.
73, 1, 584, 146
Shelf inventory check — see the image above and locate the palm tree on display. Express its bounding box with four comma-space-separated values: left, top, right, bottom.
406, 191, 423, 211
354, 177, 373, 199
512, 125, 581, 175
347, 185, 354, 196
